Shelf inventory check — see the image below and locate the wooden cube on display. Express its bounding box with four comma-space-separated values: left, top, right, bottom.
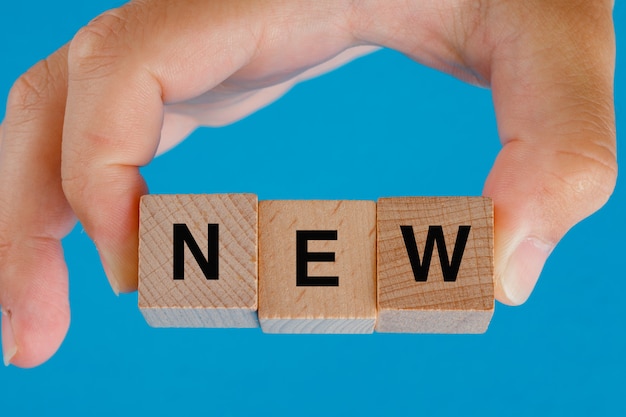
376, 197, 494, 333
258, 200, 376, 333
138, 194, 259, 327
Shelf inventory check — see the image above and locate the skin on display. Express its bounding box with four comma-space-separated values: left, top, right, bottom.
0, 0, 617, 367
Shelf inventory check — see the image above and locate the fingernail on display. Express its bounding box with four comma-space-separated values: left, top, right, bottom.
501, 237, 554, 305
2, 309, 18, 367
100, 251, 120, 296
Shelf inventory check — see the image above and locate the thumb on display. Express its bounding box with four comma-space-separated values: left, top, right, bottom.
485, 2, 617, 305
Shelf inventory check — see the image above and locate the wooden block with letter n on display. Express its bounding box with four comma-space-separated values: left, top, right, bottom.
138, 194, 259, 327
258, 200, 376, 333
376, 197, 494, 333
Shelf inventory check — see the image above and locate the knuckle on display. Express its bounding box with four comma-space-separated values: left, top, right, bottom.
550, 138, 617, 210
68, 9, 130, 78
61, 129, 127, 207
7, 59, 55, 112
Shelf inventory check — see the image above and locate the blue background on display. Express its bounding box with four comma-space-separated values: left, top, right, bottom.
1, 2, 624, 416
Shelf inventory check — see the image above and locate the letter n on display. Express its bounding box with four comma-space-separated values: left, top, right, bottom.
173, 223, 219, 280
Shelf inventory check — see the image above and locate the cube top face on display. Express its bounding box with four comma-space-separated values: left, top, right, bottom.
376, 197, 494, 332
258, 200, 377, 333
138, 194, 258, 317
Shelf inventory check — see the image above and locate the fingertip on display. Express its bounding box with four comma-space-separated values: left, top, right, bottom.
495, 237, 554, 306
2, 301, 70, 369
62, 163, 145, 296
1, 310, 17, 366
0, 240, 71, 368
100, 245, 138, 296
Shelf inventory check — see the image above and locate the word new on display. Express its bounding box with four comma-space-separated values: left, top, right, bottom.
138, 195, 494, 334
174, 224, 471, 284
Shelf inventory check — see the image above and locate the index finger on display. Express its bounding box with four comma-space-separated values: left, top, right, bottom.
61, 1, 355, 292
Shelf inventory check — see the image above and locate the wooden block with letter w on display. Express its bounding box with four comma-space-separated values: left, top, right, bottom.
376, 197, 494, 333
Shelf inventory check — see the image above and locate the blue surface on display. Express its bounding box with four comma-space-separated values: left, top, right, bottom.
1, 2, 624, 416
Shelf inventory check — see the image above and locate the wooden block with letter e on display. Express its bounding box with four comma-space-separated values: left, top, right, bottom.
376, 197, 494, 333
258, 200, 376, 333
138, 194, 259, 328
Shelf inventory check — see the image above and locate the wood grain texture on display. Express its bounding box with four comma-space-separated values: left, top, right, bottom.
376, 197, 494, 333
138, 194, 259, 327
258, 200, 376, 334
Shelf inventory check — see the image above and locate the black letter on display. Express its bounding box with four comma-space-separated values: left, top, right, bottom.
296, 230, 338, 286
173, 223, 219, 280
400, 225, 471, 282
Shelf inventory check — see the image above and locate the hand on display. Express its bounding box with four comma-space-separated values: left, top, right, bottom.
0, 0, 616, 367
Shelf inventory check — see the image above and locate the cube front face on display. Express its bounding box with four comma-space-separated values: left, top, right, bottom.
138, 194, 259, 328
376, 197, 494, 333
258, 200, 377, 334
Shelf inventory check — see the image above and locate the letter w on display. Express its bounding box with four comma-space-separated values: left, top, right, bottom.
173, 224, 219, 280
400, 225, 471, 282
